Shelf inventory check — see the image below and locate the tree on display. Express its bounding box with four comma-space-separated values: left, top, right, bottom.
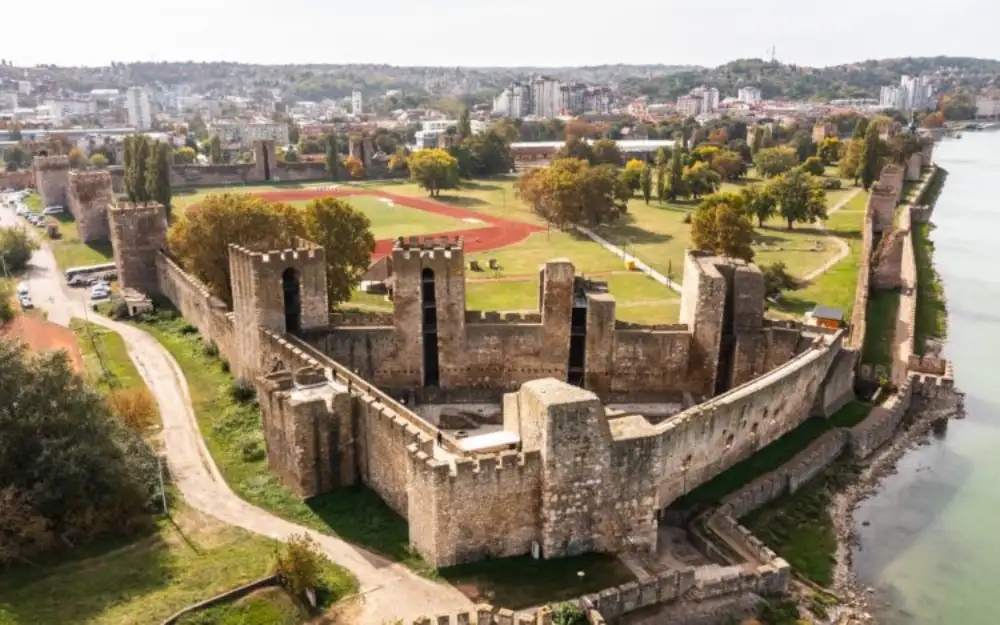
457, 108, 472, 139
682, 161, 721, 199
753, 146, 799, 178
67, 147, 86, 170
555, 136, 595, 164
288, 122, 300, 145
691, 199, 755, 261
621, 159, 645, 193
516, 159, 629, 228
276, 534, 323, 605
858, 124, 883, 190
167, 194, 303, 304
817, 137, 843, 164
189, 112, 208, 138
300, 198, 375, 307
740, 185, 777, 228
750, 125, 765, 156
710, 150, 748, 180
0, 341, 156, 564
654, 150, 667, 202
88, 153, 109, 169
3, 145, 28, 171
324, 133, 340, 179
463, 131, 513, 176
770, 168, 827, 229
851, 117, 869, 141
124, 135, 152, 204
761, 262, 800, 299
921, 112, 945, 129
801, 156, 826, 176
640, 164, 653, 204
388, 147, 409, 173
344, 155, 365, 180
667, 146, 686, 200
0, 226, 40, 272
283, 147, 299, 163
839, 139, 864, 183
408, 149, 459, 197
209, 135, 223, 164
145, 142, 172, 215
592, 138, 623, 166
173, 147, 197, 164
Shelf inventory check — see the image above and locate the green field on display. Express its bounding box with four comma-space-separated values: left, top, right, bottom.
16, 193, 113, 270
293, 194, 484, 240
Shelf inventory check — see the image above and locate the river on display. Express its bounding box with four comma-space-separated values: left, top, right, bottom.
852, 131, 1000, 624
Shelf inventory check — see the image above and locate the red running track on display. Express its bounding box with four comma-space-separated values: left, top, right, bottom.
252, 188, 544, 259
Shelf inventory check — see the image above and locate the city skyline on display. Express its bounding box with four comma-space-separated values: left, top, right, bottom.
4, 0, 998, 68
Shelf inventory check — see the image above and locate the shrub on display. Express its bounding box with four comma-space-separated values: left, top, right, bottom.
111, 300, 130, 320
682, 212, 692, 224
109, 388, 158, 429
179, 323, 198, 334
277, 534, 324, 609
821, 178, 842, 190
220, 359, 231, 373
801, 156, 825, 176
241, 439, 266, 462
229, 377, 256, 403
203, 340, 219, 358
551, 603, 586, 625
0, 226, 40, 272
761, 262, 800, 299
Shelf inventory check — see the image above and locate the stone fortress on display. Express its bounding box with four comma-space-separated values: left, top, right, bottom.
27, 133, 958, 620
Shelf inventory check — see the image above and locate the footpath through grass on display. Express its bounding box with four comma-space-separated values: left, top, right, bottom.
0, 505, 288, 625
860, 289, 900, 370
670, 402, 872, 510
913, 222, 947, 353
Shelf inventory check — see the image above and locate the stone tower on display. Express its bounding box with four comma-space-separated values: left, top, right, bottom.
108, 202, 168, 293
67, 171, 113, 243
33, 155, 71, 208
389, 236, 466, 388
538, 258, 574, 381
229, 239, 329, 378
253, 140, 277, 182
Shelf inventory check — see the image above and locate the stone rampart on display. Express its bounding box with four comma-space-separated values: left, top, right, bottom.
849, 381, 913, 458
847, 201, 874, 350
33, 154, 70, 208
329, 309, 394, 327
879, 163, 905, 205
155, 251, 236, 361
67, 171, 113, 242
465, 311, 544, 324
0, 170, 34, 189
871, 227, 905, 290
169, 163, 257, 187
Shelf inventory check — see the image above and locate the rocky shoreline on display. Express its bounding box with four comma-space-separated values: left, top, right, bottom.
828, 388, 966, 624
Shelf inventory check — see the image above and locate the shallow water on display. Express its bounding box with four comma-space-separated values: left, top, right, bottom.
852, 132, 1000, 624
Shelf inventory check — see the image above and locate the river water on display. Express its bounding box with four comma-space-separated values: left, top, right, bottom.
852, 131, 1000, 624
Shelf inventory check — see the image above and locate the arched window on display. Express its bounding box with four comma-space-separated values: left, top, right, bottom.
282, 267, 301, 334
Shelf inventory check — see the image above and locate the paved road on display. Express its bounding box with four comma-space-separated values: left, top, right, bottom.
3, 203, 472, 623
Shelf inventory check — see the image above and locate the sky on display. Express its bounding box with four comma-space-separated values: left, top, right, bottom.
7, 0, 999, 68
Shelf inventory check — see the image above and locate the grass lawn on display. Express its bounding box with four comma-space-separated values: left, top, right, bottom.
913, 222, 947, 354
772, 190, 869, 318
440, 553, 634, 609
49, 211, 114, 269
71, 320, 146, 394
130, 309, 436, 575
176, 588, 301, 625
860, 290, 900, 370
0, 504, 318, 625
670, 401, 872, 510
305, 194, 483, 240
366, 178, 537, 225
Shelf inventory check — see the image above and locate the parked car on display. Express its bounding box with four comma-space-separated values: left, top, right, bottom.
16, 282, 28, 297
15, 206, 28, 216
43, 206, 64, 215
18, 295, 33, 309
67, 275, 88, 288
90, 285, 110, 300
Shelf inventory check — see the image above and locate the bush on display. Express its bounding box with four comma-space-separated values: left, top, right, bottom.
109, 387, 158, 429
229, 377, 256, 403
203, 340, 220, 358
0, 226, 40, 272
761, 262, 800, 299
111, 300, 130, 320
801, 156, 825, 176
220, 359, 230, 373
179, 323, 198, 334
241, 439, 266, 462
551, 603, 587, 625
682, 212, 692, 224
277, 534, 324, 609
821, 178, 842, 190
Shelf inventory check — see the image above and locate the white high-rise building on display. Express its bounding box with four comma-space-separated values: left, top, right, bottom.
879, 76, 935, 112
530, 76, 561, 118
701, 87, 720, 113
676, 95, 702, 117
737, 86, 762, 104
351, 90, 363, 116
125, 87, 152, 130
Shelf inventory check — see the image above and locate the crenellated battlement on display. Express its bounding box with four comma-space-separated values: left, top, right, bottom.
465, 310, 543, 324
33, 154, 70, 171
228, 237, 325, 266
393, 235, 464, 253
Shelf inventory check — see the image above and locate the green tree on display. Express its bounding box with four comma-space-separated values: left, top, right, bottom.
288, 122, 300, 145
817, 137, 843, 164
640, 163, 653, 204
851, 117, 869, 140
124, 135, 152, 204
145, 141, 172, 215
517, 159, 629, 228
457, 108, 472, 139
209, 135, 223, 164
592, 138, 623, 166
4, 145, 28, 171
710, 150, 747, 180
682, 161, 722, 199
67, 148, 87, 170
753, 146, 799, 178
770, 168, 827, 229
750, 125, 765, 156
654, 147, 669, 201
173, 147, 197, 164
189, 112, 208, 138
801, 156, 826, 176
462, 131, 513, 175
0, 341, 156, 564
324, 133, 340, 179
554, 136, 595, 164
667, 146, 686, 200
691, 199, 755, 261
277, 534, 324, 606
761, 261, 800, 299
300, 198, 375, 307
284, 147, 299, 163
859, 124, 883, 190
839, 139, 864, 183
0, 226, 40, 272
621, 159, 645, 193
408, 148, 459, 197
88, 153, 109, 169
740, 185, 777, 227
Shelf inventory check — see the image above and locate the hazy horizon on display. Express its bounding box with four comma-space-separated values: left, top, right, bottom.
6, 0, 999, 69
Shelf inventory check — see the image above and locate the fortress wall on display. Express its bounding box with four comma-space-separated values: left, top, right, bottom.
169, 163, 257, 187
308, 327, 397, 381
655, 333, 843, 507
274, 161, 328, 181
0, 170, 34, 189
355, 396, 431, 516
729, 326, 802, 388
455, 323, 555, 389
849, 381, 912, 458
408, 449, 544, 567
606, 329, 692, 393
156, 252, 235, 361
847, 202, 875, 350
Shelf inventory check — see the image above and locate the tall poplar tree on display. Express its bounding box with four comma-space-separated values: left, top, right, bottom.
146, 141, 172, 216
859, 124, 882, 190
325, 133, 339, 179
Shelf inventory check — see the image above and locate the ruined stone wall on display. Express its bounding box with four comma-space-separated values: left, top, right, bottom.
849, 381, 913, 458
905, 153, 923, 182
32, 155, 70, 207
408, 449, 543, 567
871, 227, 905, 289
0, 170, 34, 189
155, 252, 236, 361
814, 348, 857, 417
847, 197, 875, 350
679, 252, 727, 396
67, 171, 112, 242
729, 326, 801, 388
274, 162, 328, 181
894, 199, 917, 388
169, 164, 257, 187
655, 332, 844, 507
868, 184, 897, 233
880, 163, 905, 205
109, 203, 167, 294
